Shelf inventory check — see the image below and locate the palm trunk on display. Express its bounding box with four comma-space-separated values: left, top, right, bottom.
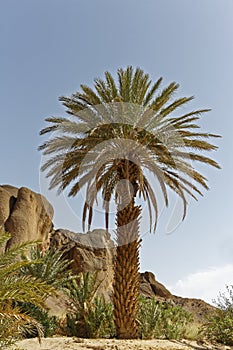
113, 180, 141, 339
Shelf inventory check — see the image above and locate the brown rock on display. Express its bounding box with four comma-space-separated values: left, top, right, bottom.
172, 295, 216, 323
50, 229, 115, 301
139, 271, 215, 323
0, 184, 54, 251
140, 271, 172, 298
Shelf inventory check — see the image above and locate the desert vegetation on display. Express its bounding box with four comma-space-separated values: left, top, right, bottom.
201, 285, 233, 346
0, 234, 233, 348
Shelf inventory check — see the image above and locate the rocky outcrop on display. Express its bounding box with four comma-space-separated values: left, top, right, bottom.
50, 229, 115, 301
140, 271, 172, 298
139, 271, 214, 322
0, 185, 54, 251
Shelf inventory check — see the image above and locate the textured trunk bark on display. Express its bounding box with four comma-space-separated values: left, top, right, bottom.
113, 181, 141, 338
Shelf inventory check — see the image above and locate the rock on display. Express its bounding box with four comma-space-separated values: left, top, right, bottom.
140, 271, 172, 298
172, 295, 216, 323
0, 184, 54, 251
139, 271, 215, 323
50, 229, 115, 301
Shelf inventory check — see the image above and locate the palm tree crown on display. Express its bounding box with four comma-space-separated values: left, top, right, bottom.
39, 66, 220, 233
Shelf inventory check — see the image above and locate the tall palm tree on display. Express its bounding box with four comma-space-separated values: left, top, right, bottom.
39, 66, 220, 338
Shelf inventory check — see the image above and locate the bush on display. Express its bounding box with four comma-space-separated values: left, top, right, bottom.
19, 303, 59, 338
65, 272, 115, 338
137, 296, 159, 339
138, 296, 192, 339
66, 295, 115, 338
202, 285, 233, 345
0, 301, 44, 348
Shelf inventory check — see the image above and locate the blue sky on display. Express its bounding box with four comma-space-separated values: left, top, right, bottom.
1, 0, 233, 303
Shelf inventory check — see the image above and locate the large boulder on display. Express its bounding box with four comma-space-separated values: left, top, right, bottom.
0, 185, 54, 251
50, 229, 115, 301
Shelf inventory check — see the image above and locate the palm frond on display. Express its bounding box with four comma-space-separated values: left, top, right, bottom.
39, 66, 220, 232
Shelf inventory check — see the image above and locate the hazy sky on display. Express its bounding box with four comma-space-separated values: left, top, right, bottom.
1, 0, 233, 303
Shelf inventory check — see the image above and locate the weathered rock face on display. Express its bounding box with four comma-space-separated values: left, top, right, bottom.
140, 271, 172, 298
0, 185, 54, 251
50, 229, 115, 301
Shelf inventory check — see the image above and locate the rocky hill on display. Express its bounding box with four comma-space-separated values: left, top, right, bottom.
0, 184, 215, 323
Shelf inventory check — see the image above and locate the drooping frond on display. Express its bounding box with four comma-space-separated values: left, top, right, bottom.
39, 66, 220, 233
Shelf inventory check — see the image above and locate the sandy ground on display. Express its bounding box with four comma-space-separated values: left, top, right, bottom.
9, 337, 233, 350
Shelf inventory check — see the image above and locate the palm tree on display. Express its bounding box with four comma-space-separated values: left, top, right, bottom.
39, 66, 220, 338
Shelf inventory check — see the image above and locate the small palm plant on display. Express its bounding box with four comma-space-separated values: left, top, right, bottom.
19, 246, 75, 338
39, 66, 220, 338
21, 245, 74, 289
0, 233, 55, 347
66, 272, 114, 338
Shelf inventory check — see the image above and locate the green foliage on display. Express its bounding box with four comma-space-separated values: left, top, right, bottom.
19, 303, 59, 338
20, 245, 74, 289
0, 234, 54, 308
138, 296, 192, 340
85, 296, 115, 338
202, 285, 233, 345
203, 310, 233, 345
18, 244, 76, 339
137, 296, 159, 339
0, 233, 55, 348
65, 272, 115, 338
0, 305, 43, 349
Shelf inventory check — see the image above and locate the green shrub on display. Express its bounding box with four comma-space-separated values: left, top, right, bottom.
85, 296, 115, 338
19, 303, 59, 338
137, 296, 160, 339
203, 310, 233, 345
0, 308, 43, 349
66, 295, 115, 338
65, 272, 115, 338
202, 285, 233, 345
138, 296, 192, 339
